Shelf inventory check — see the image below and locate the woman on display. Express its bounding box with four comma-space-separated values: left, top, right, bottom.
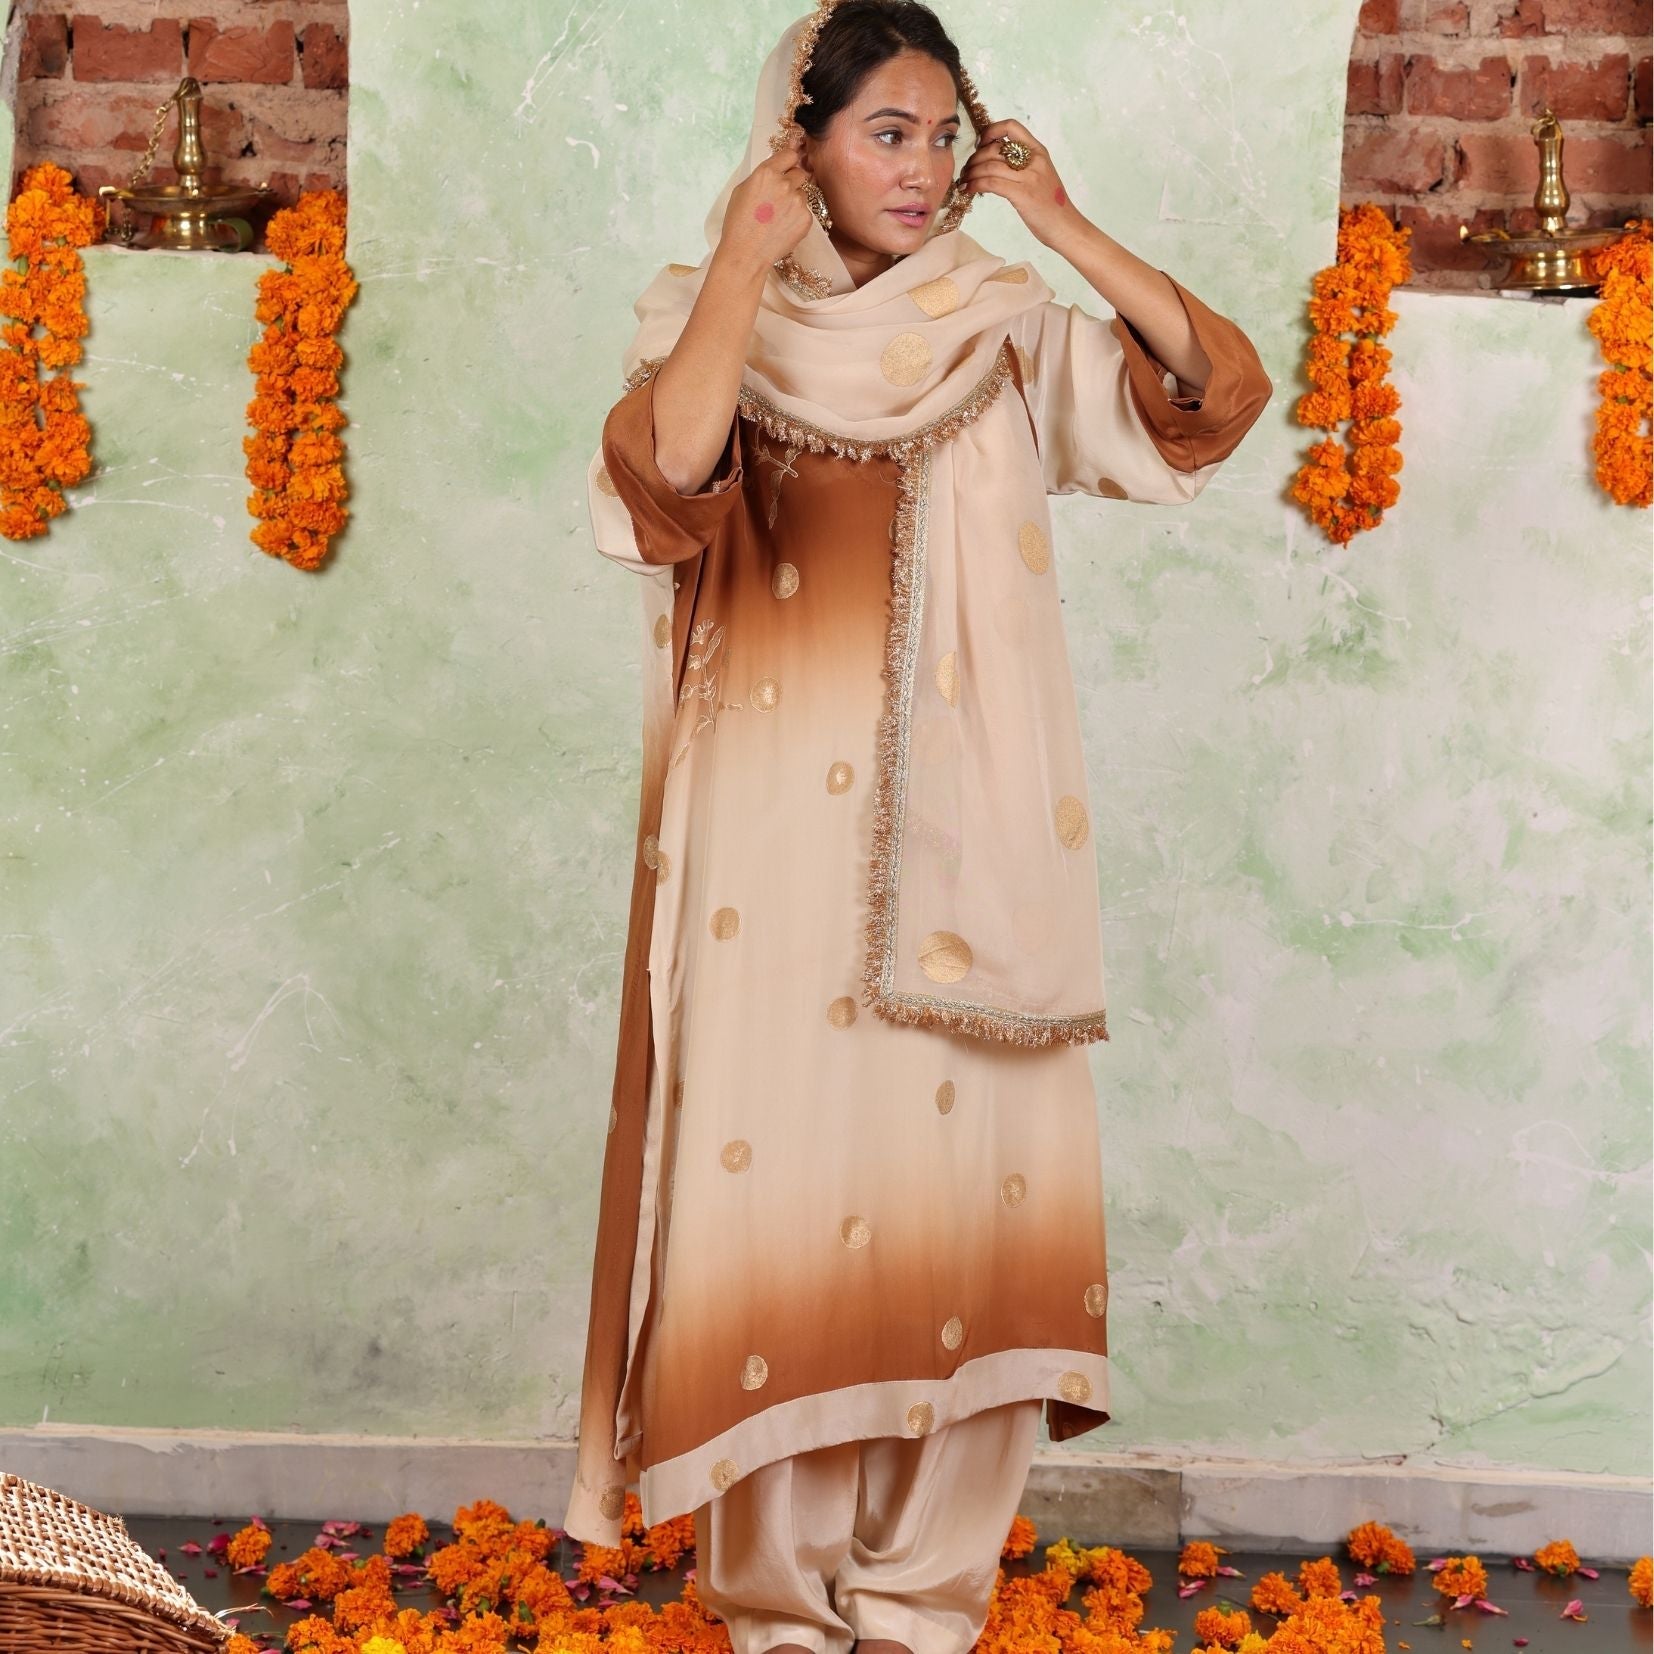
568, 3, 1272, 1650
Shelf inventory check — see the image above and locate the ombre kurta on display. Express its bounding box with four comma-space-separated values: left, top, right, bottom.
564, 273, 1273, 1542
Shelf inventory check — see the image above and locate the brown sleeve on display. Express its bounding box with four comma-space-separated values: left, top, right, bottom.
1108, 271, 1274, 474
599, 371, 744, 565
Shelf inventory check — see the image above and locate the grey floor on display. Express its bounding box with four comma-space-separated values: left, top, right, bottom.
115, 1512, 1649, 1653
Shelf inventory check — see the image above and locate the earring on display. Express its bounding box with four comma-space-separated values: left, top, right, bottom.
804, 179, 833, 231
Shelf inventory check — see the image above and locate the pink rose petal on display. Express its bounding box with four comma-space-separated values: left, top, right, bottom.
1514, 1640, 1528, 1646
1577, 1566, 1599, 1579
1354, 1573, 1377, 1586
1561, 1599, 1587, 1621
1474, 1599, 1508, 1615
1513, 1557, 1535, 1571
287, 1599, 310, 1611
1217, 1565, 1245, 1577
1454, 1593, 1476, 1608
1178, 1580, 1209, 1598
180, 1542, 203, 1556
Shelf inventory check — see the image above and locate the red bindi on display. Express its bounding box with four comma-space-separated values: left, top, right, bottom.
1054, 186, 1067, 206
754, 201, 775, 222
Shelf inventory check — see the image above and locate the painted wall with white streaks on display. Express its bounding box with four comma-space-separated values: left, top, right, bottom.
0, 0, 1648, 1489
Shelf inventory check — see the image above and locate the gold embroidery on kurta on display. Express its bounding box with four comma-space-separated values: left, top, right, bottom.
1018, 520, 1050, 573
1059, 1370, 1092, 1403
667, 262, 699, 277
827, 995, 858, 1027
881, 330, 933, 387
935, 1079, 955, 1114
652, 612, 671, 649
1084, 1282, 1109, 1317
988, 265, 1030, 283
755, 434, 804, 528
1001, 1172, 1027, 1206
826, 760, 854, 793
771, 561, 801, 598
710, 906, 740, 939
720, 1139, 752, 1172
599, 1484, 627, 1520
670, 616, 725, 769
740, 1354, 768, 1389
910, 275, 960, 317
595, 464, 619, 497
906, 1400, 935, 1434
1055, 794, 1089, 849
642, 832, 671, 884
918, 929, 972, 982
940, 1315, 964, 1350
710, 1458, 741, 1491
934, 650, 958, 706
840, 1215, 872, 1248
749, 676, 780, 711
1096, 475, 1129, 499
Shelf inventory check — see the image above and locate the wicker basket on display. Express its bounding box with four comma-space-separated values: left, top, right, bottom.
0, 1472, 230, 1652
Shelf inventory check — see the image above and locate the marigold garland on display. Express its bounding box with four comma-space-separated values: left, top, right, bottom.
1585, 217, 1652, 509
0, 162, 101, 541
1290, 202, 1413, 546
244, 187, 358, 571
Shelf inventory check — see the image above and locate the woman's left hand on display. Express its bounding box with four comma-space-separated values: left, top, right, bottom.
957, 119, 1079, 245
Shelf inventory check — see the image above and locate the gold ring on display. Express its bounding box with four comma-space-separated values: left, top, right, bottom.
999, 136, 1033, 170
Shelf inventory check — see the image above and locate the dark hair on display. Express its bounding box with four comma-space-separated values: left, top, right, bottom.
794, 0, 967, 141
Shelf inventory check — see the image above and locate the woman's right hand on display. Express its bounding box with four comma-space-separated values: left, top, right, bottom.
716, 129, 817, 275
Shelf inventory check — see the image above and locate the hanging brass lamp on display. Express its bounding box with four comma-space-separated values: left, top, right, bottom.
1459, 108, 1631, 295
97, 76, 274, 251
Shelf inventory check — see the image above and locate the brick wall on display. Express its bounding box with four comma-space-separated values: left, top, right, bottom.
1344, 0, 1650, 289
12, 0, 347, 250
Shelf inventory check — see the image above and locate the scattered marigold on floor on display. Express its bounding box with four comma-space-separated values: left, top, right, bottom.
1180, 1540, 1226, 1577
1252, 1569, 1307, 1615
1345, 1519, 1416, 1575
226, 1521, 273, 1569
1432, 1555, 1489, 1602
383, 1512, 430, 1559
1629, 1555, 1652, 1607
1297, 1556, 1344, 1598
1533, 1538, 1580, 1577
1194, 1604, 1254, 1645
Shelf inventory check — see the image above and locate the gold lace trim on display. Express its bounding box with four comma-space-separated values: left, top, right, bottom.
621, 340, 1110, 1049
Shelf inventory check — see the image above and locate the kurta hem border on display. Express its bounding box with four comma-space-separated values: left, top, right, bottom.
635, 1345, 1113, 1532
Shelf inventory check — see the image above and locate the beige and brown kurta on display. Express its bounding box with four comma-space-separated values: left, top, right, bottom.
563, 270, 1272, 1544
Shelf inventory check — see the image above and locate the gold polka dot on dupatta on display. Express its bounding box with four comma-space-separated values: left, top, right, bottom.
710, 1458, 741, 1491
935, 1079, 955, 1115
827, 995, 858, 1027
989, 265, 1030, 283
595, 465, 619, 497
1016, 343, 1036, 383
826, 761, 854, 794
642, 834, 671, 883
607, 1105, 618, 1134
1055, 794, 1090, 849
1001, 1172, 1027, 1206
881, 330, 933, 386
940, 1315, 964, 1350
652, 613, 671, 649
1059, 1370, 1092, 1403
772, 562, 800, 598
934, 650, 958, 706
710, 906, 740, 939
599, 1485, 627, 1520
720, 1139, 752, 1172
1097, 476, 1129, 499
906, 1401, 935, 1435
740, 1354, 769, 1390
1084, 1282, 1109, 1317
750, 676, 780, 711
1018, 520, 1050, 573
909, 275, 960, 317
840, 1215, 872, 1249
667, 262, 699, 277
919, 929, 972, 982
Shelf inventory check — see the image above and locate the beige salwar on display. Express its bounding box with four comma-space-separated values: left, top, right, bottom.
693, 1399, 1042, 1654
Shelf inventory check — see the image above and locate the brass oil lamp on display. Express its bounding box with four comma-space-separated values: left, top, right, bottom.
1459, 108, 1630, 295
98, 76, 275, 251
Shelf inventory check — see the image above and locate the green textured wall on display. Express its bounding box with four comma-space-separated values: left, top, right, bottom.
1, 1, 1647, 1482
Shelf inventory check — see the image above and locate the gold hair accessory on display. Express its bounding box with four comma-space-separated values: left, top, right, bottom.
804, 178, 833, 231
998, 135, 1033, 170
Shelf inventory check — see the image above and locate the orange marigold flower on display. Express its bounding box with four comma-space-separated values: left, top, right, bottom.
224, 1523, 272, 1570
1180, 1540, 1225, 1577
1297, 1555, 1343, 1598
1251, 1570, 1306, 1614
1194, 1605, 1254, 1646
1534, 1539, 1580, 1577
382, 1512, 430, 1559
1433, 1555, 1489, 1601
1002, 1513, 1038, 1559
1629, 1555, 1652, 1607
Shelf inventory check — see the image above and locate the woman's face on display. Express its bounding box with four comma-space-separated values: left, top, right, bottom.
801, 49, 962, 278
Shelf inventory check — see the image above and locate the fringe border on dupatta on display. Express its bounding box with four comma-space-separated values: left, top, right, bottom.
620, 341, 1110, 1049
